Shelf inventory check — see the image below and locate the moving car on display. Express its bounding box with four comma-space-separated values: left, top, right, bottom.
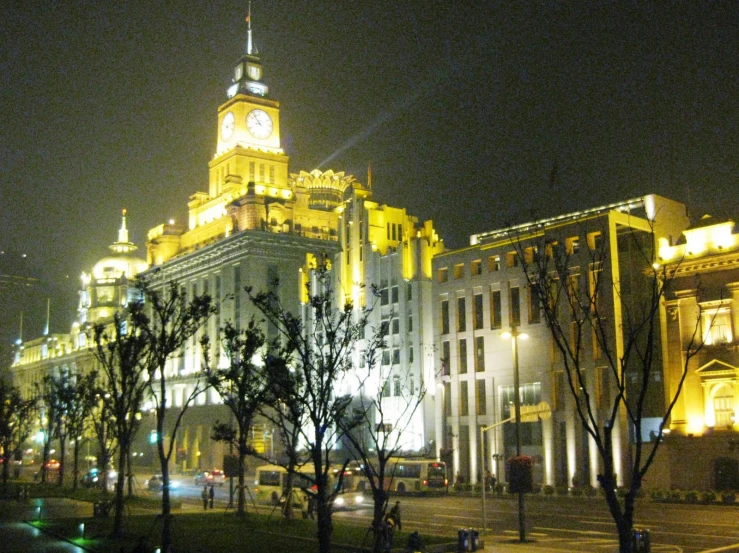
194, 469, 226, 487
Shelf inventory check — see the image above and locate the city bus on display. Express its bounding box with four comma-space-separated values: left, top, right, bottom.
254, 464, 365, 510
376, 458, 448, 494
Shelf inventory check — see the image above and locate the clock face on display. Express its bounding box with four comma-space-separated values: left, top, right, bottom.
221, 111, 235, 141
246, 109, 273, 140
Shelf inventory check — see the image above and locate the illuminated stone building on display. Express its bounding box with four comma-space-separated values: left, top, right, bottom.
659, 215, 739, 490
10, 211, 149, 459
140, 20, 443, 468
432, 195, 689, 488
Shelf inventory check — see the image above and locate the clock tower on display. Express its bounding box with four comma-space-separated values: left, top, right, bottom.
208, 12, 288, 201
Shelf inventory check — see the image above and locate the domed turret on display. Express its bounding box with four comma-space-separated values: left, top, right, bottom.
79, 210, 148, 325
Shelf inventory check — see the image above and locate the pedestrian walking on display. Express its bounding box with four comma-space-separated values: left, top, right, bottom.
209, 484, 215, 509
386, 500, 402, 531
201, 486, 208, 510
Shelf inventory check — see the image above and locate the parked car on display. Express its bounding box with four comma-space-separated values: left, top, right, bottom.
195, 469, 226, 487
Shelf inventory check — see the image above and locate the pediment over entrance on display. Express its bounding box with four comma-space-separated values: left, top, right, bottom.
696, 359, 739, 380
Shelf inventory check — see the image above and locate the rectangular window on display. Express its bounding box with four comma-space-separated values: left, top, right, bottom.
490, 289, 502, 329
382, 380, 391, 398
438, 268, 448, 283
269, 165, 275, 184
249, 162, 255, 182
476, 379, 486, 416
387, 223, 391, 240
382, 350, 390, 366
393, 376, 401, 396
233, 264, 241, 330
460, 381, 469, 416
459, 339, 468, 374
391, 318, 399, 335
442, 341, 450, 376
587, 231, 603, 250
475, 336, 485, 372
567, 236, 581, 255
528, 286, 540, 324
381, 288, 389, 305
391, 286, 399, 303
454, 263, 464, 279
259, 163, 265, 182
392, 348, 400, 365
457, 297, 467, 332
408, 316, 413, 333
488, 255, 500, 272
506, 252, 519, 268
406, 282, 413, 300
392, 224, 397, 241
509, 286, 521, 326
473, 293, 483, 330
409, 347, 414, 364
441, 300, 450, 334
471, 260, 482, 276
444, 382, 451, 416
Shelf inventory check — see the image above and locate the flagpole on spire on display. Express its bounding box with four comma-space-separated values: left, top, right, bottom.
43, 298, 50, 336
246, 1, 253, 55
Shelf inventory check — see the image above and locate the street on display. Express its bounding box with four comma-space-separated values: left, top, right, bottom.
332, 493, 739, 553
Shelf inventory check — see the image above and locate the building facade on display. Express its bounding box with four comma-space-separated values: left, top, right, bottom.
660, 215, 739, 490
432, 195, 689, 488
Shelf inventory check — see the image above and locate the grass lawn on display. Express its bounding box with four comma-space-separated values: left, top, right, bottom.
34, 510, 453, 552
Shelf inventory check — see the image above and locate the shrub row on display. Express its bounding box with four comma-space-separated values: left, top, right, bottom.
650, 488, 735, 505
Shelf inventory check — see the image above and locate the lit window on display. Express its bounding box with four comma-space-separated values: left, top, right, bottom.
702, 306, 733, 345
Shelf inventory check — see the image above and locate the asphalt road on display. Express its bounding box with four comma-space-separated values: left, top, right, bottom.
332, 493, 739, 553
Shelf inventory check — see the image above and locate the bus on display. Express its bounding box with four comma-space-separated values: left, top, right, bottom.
254, 464, 365, 510
377, 458, 448, 494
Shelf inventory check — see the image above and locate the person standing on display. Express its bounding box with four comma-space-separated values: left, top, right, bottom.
201, 486, 208, 510
209, 485, 215, 509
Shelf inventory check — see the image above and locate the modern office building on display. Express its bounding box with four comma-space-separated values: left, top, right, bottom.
432, 195, 689, 488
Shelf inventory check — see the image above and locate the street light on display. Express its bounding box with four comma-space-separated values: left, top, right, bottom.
501, 326, 528, 543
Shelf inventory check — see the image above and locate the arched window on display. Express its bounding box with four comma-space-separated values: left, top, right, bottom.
712, 383, 735, 427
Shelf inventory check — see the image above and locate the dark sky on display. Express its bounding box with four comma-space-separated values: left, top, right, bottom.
2, 1, 738, 334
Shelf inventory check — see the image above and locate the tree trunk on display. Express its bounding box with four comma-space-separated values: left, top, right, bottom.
58, 437, 66, 487
113, 446, 126, 537
316, 491, 333, 553
237, 437, 246, 516
72, 441, 80, 491
127, 449, 134, 498
371, 486, 389, 553
1, 454, 9, 488
157, 412, 172, 553
41, 442, 50, 484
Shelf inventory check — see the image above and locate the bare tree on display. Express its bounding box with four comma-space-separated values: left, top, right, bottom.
136, 280, 215, 553
248, 263, 370, 553
91, 310, 149, 537
204, 319, 268, 517
513, 221, 704, 553
85, 375, 118, 494
65, 370, 97, 491
36, 374, 63, 484
0, 379, 36, 488
339, 329, 426, 553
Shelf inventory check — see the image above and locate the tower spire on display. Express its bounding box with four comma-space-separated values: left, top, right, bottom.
246, 1, 253, 55
111, 208, 137, 254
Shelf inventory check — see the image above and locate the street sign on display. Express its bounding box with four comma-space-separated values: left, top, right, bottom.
515, 401, 552, 422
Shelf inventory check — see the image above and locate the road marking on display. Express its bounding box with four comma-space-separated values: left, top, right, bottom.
697, 545, 739, 553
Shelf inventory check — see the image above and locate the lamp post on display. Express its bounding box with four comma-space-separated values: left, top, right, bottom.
501, 325, 528, 543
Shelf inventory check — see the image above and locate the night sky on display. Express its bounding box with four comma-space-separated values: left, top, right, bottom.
2, 1, 738, 336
